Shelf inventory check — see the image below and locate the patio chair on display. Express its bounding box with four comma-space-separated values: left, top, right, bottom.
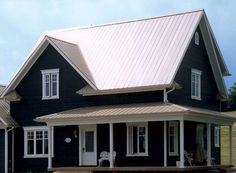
184, 150, 194, 166
98, 151, 116, 167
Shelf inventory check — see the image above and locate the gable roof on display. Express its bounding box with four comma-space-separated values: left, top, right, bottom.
1, 9, 229, 98
0, 85, 18, 128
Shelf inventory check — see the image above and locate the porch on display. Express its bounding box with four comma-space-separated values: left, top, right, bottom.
50, 165, 234, 173
35, 102, 236, 170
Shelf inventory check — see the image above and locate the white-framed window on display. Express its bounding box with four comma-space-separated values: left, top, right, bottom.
24, 126, 54, 158
126, 123, 148, 156
168, 121, 179, 156
196, 124, 204, 148
214, 126, 220, 147
41, 69, 59, 100
191, 69, 202, 100
194, 32, 199, 45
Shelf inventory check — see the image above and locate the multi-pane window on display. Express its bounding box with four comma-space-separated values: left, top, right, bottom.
127, 123, 148, 156
191, 69, 202, 100
41, 69, 59, 99
214, 126, 220, 147
24, 127, 52, 158
168, 121, 178, 156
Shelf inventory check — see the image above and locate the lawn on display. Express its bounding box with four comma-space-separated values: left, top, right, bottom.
221, 111, 236, 166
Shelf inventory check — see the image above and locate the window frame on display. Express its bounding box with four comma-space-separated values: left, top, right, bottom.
191, 69, 202, 100
214, 126, 220, 147
23, 126, 54, 158
41, 69, 59, 100
168, 121, 179, 156
196, 124, 204, 148
194, 32, 200, 45
126, 122, 148, 157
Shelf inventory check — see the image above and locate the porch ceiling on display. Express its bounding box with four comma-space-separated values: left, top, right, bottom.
35, 102, 236, 126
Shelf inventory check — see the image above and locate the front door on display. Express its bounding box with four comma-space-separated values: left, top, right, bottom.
80, 125, 97, 166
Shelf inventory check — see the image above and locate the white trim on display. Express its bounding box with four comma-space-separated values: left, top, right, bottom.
207, 123, 211, 166
214, 126, 220, 147
191, 69, 202, 100
12, 128, 15, 173
109, 123, 114, 168
4, 128, 8, 173
179, 120, 184, 168
168, 121, 179, 156
41, 68, 60, 100
126, 122, 148, 157
164, 121, 167, 167
229, 125, 233, 165
23, 126, 54, 158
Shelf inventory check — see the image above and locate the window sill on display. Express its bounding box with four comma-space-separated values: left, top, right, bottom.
42, 96, 59, 100
24, 155, 51, 158
191, 96, 201, 101
126, 153, 149, 157
169, 153, 179, 157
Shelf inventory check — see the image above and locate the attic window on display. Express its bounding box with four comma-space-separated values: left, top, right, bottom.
41, 69, 59, 100
194, 32, 199, 45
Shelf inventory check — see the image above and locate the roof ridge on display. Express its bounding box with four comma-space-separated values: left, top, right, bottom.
47, 9, 204, 33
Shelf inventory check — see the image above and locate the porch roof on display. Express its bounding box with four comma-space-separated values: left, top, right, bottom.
35, 102, 236, 126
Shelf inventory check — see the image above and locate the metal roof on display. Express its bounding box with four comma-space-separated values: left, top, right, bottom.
47, 10, 203, 90
35, 102, 236, 126
0, 86, 18, 128
1, 10, 229, 98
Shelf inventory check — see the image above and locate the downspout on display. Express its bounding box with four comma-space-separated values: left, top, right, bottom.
6, 127, 14, 173
163, 87, 176, 103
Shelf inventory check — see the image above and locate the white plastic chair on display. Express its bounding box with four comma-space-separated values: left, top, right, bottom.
98, 151, 116, 167
184, 150, 194, 166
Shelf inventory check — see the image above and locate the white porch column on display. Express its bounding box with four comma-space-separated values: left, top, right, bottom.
48, 126, 52, 169
207, 123, 211, 166
4, 128, 8, 173
12, 128, 14, 173
229, 125, 233, 165
180, 120, 184, 168
164, 121, 167, 167
109, 123, 114, 168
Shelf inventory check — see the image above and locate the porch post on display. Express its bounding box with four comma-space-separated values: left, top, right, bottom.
164, 121, 167, 167
48, 126, 52, 169
4, 128, 8, 173
109, 123, 114, 168
180, 120, 184, 168
207, 123, 211, 166
229, 125, 233, 165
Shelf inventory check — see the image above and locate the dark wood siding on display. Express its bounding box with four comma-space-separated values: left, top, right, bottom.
0, 130, 4, 173
169, 27, 220, 111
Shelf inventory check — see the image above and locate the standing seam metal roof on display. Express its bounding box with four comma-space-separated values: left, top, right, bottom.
47, 10, 203, 90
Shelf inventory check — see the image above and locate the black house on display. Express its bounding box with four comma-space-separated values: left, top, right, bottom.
0, 10, 235, 173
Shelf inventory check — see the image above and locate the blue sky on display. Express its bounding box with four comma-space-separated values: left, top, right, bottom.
0, 0, 235, 89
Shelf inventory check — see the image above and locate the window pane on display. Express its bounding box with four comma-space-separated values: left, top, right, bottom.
44, 75, 50, 97
36, 140, 43, 154
36, 131, 43, 139
170, 136, 174, 152
133, 127, 137, 153
27, 131, 34, 139
85, 131, 94, 152
139, 135, 146, 153
44, 139, 48, 154
27, 140, 34, 155
51, 74, 58, 96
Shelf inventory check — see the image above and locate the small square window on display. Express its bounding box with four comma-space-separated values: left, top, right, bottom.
41, 69, 59, 100
191, 69, 202, 100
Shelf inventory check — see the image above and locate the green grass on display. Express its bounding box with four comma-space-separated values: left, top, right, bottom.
221, 111, 236, 166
